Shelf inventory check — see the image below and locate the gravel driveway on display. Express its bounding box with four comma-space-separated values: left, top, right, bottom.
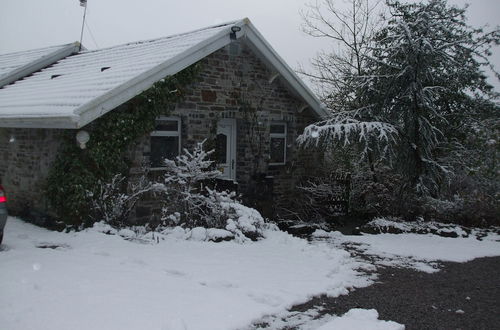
287, 256, 500, 330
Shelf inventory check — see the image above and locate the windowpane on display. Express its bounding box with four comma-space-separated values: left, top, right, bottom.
216, 133, 228, 164
270, 124, 285, 134
270, 137, 285, 164
270, 123, 286, 164
154, 120, 178, 131
150, 136, 179, 167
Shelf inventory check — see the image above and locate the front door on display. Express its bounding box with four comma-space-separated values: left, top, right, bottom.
216, 118, 236, 181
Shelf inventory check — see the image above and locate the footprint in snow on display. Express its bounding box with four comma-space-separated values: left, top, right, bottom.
247, 293, 283, 307
199, 280, 238, 289
0, 244, 10, 252
94, 251, 110, 257
164, 269, 188, 277
120, 257, 147, 266
36, 242, 71, 250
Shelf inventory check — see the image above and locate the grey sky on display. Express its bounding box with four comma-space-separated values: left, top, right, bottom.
1, 0, 499, 89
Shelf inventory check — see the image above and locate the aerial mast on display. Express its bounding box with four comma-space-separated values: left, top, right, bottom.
79, 0, 88, 50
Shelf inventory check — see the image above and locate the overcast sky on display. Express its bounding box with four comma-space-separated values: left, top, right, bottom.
1, 0, 499, 89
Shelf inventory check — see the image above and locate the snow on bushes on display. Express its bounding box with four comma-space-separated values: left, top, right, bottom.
156, 141, 269, 241
91, 140, 270, 242
222, 197, 270, 241
91, 209, 271, 244
158, 140, 224, 228
87, 171, 165, 227
160, 190, 271, 243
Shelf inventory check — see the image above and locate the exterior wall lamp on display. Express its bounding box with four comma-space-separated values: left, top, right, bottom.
230, 26, 242, 40
76, 130, 90, 149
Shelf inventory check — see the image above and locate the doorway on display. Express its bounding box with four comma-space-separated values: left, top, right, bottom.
216, 118, 237, 181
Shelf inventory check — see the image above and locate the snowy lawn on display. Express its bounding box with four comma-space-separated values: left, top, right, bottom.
0, 217, 370, 330
3, 217, 498, 330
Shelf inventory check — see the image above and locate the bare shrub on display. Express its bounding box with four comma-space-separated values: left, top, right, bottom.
88, 171, 163, 227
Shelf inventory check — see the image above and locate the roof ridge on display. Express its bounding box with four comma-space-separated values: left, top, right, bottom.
0, 42, 79, 57
79, 18, 246, 55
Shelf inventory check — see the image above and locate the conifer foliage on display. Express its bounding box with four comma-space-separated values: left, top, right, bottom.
301, 0, 499, 196
366, 0, 499, 194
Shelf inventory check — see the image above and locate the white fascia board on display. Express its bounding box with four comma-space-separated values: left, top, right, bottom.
0, 116, 78, 129
241, 22, 329, 119
74, 30, 236, 129
0, 42, 81, 88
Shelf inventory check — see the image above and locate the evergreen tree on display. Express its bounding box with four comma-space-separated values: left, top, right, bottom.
368, 0, 499, 194
301, 0, 499, 197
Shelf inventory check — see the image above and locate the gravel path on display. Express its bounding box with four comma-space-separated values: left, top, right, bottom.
288, 256, 500, 330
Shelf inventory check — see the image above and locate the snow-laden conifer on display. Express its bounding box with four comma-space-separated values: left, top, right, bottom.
300, 0, 499, 197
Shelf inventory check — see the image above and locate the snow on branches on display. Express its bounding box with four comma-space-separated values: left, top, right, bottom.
88, 140, 268, 242
88, 171, 164, 227
301, 0, 499, 196
298, 115, 398, 160
163, 140, 221, 185
159, 140, 267, 241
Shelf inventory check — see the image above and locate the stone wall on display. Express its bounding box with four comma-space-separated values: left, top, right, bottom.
0, 128, 64, 216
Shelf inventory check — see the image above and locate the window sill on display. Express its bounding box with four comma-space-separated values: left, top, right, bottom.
149, 167, 168, 171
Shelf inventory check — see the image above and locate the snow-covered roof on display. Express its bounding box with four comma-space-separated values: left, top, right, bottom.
0, 42, 81, 89
0, 18, 327, 129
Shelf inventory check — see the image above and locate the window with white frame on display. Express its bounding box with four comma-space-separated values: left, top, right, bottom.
150, 116, 181, 168
269, 123, 287, 165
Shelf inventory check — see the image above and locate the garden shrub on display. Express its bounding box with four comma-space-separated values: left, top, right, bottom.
158, 141, 267, 240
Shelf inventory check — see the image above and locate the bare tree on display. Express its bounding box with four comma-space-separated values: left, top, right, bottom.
300, 0, 384, 111
299, 0, 387, 182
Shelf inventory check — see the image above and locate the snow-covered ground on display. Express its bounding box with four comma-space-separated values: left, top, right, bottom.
1, 217, 499, 330
316, 309, 404, 330
246, 307, 404, 330
313, 228, 500, 273
0, 217, 370, 330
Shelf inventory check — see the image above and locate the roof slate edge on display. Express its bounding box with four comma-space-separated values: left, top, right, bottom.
74, 18, 326, 129
73, 25, 237, 129
0, 18, 327, 129
0, 42, 81, 89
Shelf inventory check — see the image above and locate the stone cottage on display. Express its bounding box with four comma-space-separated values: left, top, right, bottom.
0, 18, 328, 223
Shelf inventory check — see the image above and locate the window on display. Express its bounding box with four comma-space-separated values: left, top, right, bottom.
216, 133, 228, 164
269, 123, 287, 165
150, 116, 181, 168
